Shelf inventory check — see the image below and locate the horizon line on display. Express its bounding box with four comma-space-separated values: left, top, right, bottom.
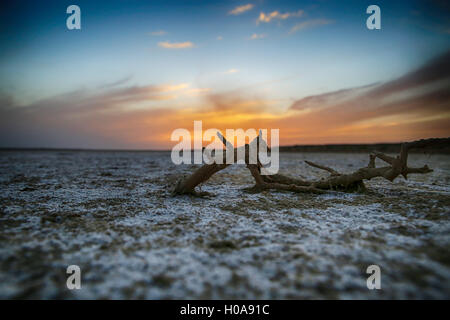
1, 139, 448, 153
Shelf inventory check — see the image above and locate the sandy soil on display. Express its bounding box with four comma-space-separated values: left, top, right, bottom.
0, 150, 449, 299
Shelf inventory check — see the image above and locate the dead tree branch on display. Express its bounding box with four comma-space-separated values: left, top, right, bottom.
305, 160, 340, 176
171, 135, 448, 196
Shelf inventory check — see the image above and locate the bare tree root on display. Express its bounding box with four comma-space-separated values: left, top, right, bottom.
171, 135, 448, 196
172, 163, 229, 195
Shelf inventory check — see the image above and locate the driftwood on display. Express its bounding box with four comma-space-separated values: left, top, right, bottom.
172, 134, 449, 196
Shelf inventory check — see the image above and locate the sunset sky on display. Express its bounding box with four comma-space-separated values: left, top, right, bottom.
0, 0, 449, 149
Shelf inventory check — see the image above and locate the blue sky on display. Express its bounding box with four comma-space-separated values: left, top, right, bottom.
0, 0, 449, 148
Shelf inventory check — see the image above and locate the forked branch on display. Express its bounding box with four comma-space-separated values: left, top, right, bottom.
171, 135, 448, 196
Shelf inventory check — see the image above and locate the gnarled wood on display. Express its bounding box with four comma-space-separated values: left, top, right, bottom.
172, 162, 229, 195
172, 135, 449, 196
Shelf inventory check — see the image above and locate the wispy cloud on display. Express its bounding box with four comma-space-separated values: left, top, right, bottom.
97, 75, 133, 89
185, 88, 211, 96
0, 83, 275, 149
1, 52, 449, 149
224, 68, 239, 74
290, 19, 334, 33
150, 30, 167, 36
257, 10, 303, 24
0, 81, 192, 148
229, 4, 254, 15
250, 33, 266, 40
287, 50, 450, 142
158, 41, 195, 49
156, 83, 190, 92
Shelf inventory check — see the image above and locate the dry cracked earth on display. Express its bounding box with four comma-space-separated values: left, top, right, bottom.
0, 150, 449, 299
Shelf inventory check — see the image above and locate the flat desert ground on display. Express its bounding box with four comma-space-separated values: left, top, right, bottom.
0, 150, 449, 299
